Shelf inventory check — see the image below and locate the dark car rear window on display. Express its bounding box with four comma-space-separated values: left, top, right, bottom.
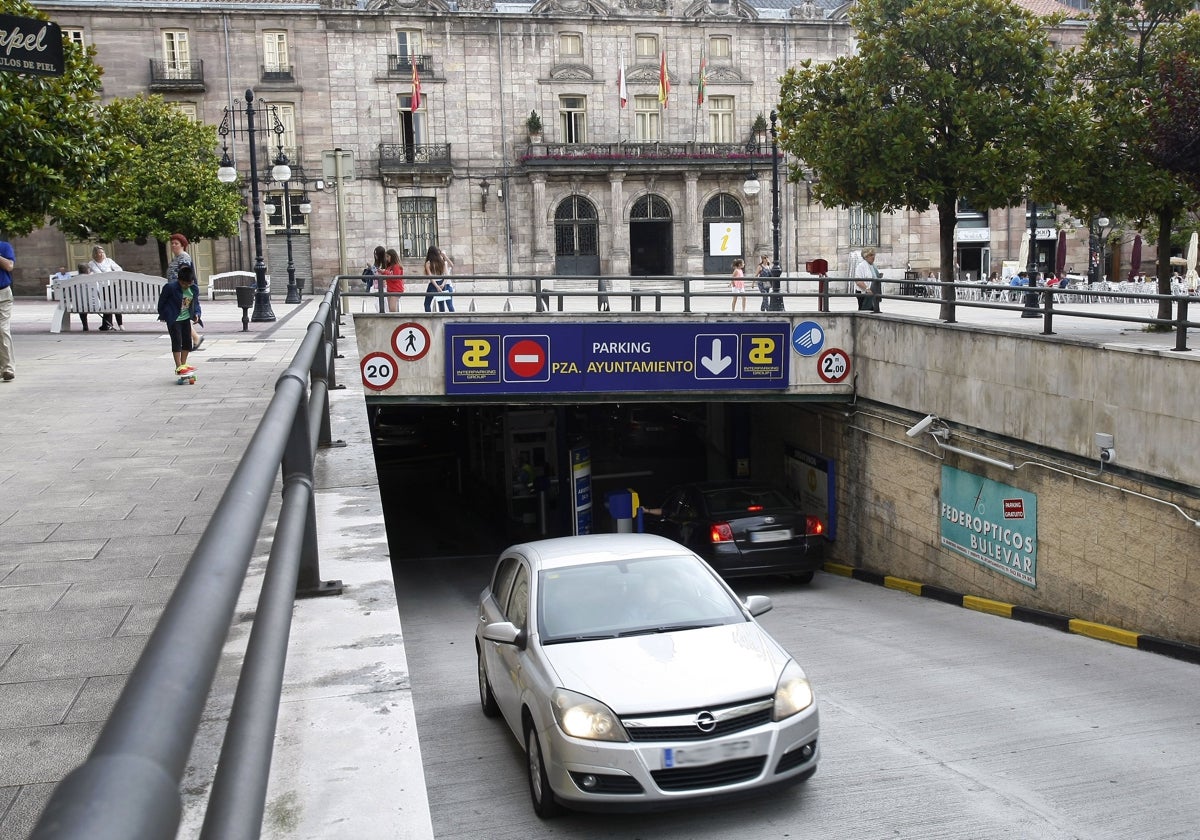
702, 487, 792, 516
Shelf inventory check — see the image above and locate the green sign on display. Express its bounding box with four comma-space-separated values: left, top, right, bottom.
939, 466, 1037, 588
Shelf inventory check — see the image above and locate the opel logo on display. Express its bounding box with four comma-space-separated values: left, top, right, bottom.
694, 711, 717, 732
764, 516, 776, 524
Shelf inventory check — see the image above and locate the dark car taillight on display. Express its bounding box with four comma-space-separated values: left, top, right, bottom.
710, 522, 734, 543
806, 515, 824, 536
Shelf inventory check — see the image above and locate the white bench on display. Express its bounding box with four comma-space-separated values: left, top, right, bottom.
50, 272, 163, 333
208, 271, 258, 300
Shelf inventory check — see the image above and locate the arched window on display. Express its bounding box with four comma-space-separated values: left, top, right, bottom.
554, 195, 599, 275
702, 193, 743, 274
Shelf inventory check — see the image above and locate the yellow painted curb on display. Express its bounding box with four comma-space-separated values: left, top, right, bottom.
1068, 619, 1140, 647
963, 595, 1014, 618
884, 576, 923, 597
823, 562, 855, 578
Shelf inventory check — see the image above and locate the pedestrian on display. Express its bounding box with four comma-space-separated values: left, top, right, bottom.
158, 262, 202, 378
363, 244, 385, 293
423, 246, 452, 312
730, 258, 746, 312
380, 248, 404, 312
439, 248, 456, 313
166, 233, 205, 349
89, 245, 125, 331
853, 248, 881, 312
74, 263, 98, 331
757, 255, 773, 311
0, 238, 15, 381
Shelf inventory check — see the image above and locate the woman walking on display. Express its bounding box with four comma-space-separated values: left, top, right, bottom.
380, 248, 405, 312
730, 258, 746, 312
423, 246, 452, 312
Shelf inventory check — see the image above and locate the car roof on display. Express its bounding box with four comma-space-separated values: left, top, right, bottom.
505, 533, 691, 571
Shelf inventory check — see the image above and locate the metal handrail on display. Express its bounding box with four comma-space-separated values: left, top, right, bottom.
346, 274, 1197, 351
31, 281, 346, 840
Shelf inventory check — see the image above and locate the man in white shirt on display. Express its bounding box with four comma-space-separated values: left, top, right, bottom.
854, 248, 881, 312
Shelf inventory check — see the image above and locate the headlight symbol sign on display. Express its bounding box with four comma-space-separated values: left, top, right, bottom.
791, 321, 825, 357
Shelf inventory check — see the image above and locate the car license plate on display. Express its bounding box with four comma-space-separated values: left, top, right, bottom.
749, 529, 793, 543
662, 739, 752, 768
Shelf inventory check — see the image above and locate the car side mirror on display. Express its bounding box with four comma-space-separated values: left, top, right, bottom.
743, 595, 773, 617
482, 621, 526, 649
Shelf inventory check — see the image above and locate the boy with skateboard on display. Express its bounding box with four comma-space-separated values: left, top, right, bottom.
157, 263, 202, 382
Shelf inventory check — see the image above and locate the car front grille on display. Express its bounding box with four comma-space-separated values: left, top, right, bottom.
650, 756, 766, 791
622, 697, 773, 743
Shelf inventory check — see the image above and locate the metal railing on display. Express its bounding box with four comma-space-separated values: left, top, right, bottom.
31, 281, 347, 840
346, 274, 1196, 351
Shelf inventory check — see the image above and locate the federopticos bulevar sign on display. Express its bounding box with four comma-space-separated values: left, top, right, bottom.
0, 15, 65, 77
939, 465, 1038, 588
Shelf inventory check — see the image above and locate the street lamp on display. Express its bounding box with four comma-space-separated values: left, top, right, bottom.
217, 88, 287, 322
1022, 198, 1040, 317
269, 144, 305, 304
768, 109, 784, 311
1090, 216, 1112, 286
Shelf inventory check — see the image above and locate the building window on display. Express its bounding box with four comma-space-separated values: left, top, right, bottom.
62, 28, 85, 48
162, 31, 190, 77
172, 102, 199, 121
560, 96, 587, 144
849, 207, 880, 247
559, 32, 582, 58
397, 30, 423, 63
634, 95, 660, 141
265, 102, 297, 162
264, 191, 309, 233
708, 35, 731, 60
702, 192, 744, 274
708, 96, 734, 143
635, 34, 658, 59
263, 31, 289, 74
397, 93, 423, 152
398, 196, 438, 259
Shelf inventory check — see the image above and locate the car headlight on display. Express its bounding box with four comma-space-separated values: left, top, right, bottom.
773, 660, 815, 720
550, 688, 629, 742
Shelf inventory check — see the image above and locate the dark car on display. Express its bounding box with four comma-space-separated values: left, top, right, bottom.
643, 482, 825, 583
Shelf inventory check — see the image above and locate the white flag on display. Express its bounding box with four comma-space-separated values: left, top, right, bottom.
618, 64, 628, 109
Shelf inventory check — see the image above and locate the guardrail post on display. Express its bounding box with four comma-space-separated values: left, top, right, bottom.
683, 276, 692, 314
1041, 288, 1055, 335
1173, 296, 1191, 352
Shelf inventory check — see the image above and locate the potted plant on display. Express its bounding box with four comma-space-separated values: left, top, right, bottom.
526, 109, 543, 142
752, 113, 768, 143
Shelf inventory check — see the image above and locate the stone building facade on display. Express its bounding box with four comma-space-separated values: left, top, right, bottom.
17, 0, 1121, 294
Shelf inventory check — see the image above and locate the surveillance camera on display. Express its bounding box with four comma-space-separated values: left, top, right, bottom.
1095, 432, 1114, 449
1100, 448, 1116, 464
906, 414, 937, 438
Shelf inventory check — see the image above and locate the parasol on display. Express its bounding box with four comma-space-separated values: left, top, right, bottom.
1055, 230, 1067, 277
1187, 231, 1198, 273
1128, 234, 1142, 281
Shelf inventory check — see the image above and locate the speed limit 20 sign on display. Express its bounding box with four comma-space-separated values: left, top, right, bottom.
816, 348, 851, 383
361, 351, 399, 391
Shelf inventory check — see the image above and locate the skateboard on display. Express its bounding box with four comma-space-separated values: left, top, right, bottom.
176, 366, 197, 385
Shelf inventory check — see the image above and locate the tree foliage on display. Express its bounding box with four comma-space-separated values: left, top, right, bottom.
777, 0, 1065, 313
52, 94, 244, 262
0, 0, 105, 236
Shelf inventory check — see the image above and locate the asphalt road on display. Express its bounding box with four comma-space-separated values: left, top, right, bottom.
392, 560, 1200, 840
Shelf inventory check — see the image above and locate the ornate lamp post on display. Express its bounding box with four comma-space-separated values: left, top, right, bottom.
768, 109, 784, 311
269, 141, 310, 305
217, 88, 288, 322
1022, 198, 1041, 317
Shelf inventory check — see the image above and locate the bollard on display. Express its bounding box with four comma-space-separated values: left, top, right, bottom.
235, 285, 256, 331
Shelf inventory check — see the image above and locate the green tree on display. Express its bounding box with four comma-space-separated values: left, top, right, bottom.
0, 0, 105, 236
1054, 0, 1200, 322
52, 94, 243, 272
777, 0, 1064, 318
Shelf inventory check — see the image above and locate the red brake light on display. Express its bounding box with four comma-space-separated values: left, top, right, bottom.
806, 515, 825, 536
746, 504, 764, 512
710, 522, 734, 543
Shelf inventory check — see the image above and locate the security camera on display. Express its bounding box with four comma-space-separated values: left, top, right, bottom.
906, 414, 937, 438
1095, 432, 1115, 464
1100, 448, 1116, 463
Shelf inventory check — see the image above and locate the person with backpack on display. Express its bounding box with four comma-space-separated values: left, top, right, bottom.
363, 245, 385, 293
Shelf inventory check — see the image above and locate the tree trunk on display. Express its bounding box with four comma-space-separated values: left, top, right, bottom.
1155, 211, 1174, 326
938, 202, 958, 322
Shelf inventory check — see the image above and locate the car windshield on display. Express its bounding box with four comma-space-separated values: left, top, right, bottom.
537, 553, 746, 643
702, 486, 792, 517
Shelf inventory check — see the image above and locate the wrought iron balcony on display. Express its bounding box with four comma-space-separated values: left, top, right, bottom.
378, 143, 452, 174
261, 64, 294, 83
386, 54, 432, 77
148, 59, 205, 91
522, 141, 772, 169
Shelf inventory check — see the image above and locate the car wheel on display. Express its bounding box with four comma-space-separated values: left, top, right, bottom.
792, 570, 815, 585
525, 723, 564, 818
477, 647, 500, 718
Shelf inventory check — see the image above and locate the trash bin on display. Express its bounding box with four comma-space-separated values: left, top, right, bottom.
604, 489, 640, 533
235, 285, 256, 331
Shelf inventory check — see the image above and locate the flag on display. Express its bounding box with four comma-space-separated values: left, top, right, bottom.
658, 50, 670, 108
411, 61, 422, 112
697, 56, 707, 106
618, 64, 628, 109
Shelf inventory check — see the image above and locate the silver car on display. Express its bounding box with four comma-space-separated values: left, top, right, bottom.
475, 533, 820, 817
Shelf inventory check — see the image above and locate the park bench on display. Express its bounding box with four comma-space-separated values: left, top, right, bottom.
50, 271, 163, 333
208, 271, 258, 299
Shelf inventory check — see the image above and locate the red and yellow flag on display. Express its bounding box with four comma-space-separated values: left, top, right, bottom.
411, 62, 422, 111
697, 56, 707, 106
658, 51, 670, 108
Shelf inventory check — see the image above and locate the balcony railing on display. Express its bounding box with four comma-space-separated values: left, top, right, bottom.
261, 64, 294, 82
378, 143, 452, 173
522, 141, 773, 166
148, 59, 205, 90
386, 54, 432, 77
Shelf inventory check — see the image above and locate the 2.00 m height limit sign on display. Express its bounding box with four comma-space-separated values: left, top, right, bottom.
816, 348, 851, 383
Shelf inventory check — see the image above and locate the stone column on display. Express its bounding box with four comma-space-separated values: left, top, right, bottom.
684, 173, 702, 274
608, 172, 627, 274
531, 173, 549, 267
